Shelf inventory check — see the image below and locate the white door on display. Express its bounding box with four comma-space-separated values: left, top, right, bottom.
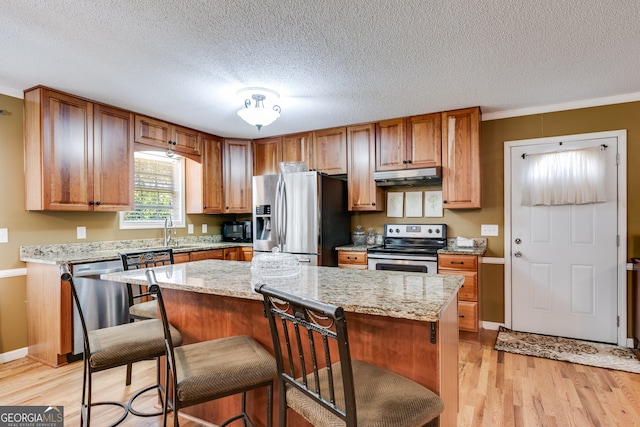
510, 136, 619, 343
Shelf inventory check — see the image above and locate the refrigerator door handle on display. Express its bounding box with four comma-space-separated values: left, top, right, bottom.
275, 176, 283, 249
281, 178, 288, 247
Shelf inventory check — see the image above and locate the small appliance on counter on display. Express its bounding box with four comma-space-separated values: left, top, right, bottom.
222, 220, 252, 242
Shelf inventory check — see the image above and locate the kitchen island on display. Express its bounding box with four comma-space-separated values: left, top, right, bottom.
102, 260, 462, 427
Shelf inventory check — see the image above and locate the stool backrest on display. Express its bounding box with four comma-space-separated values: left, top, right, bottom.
256, 284, 357, 425
120, 248, 174, 270
145, 270, 180, 394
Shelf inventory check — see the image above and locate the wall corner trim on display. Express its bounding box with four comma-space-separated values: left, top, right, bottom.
0, 347, 28, 364
0, 268, 27, 279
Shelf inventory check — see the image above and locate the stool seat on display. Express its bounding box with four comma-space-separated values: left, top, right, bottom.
129, 300, 158, 319
174, 335, 277, 407
287, 360, 443, 427
88, 319, 182, 371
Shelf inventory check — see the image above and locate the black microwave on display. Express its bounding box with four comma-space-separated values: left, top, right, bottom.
222, 221, 252, 243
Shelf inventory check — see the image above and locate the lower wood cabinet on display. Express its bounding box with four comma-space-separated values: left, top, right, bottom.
241, 247, 254, 262
438, 253, 480, 332
174, 252, 191, 263
337, 250, 368, 270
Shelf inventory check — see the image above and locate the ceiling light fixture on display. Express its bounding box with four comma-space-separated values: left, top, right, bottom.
236, 87, 281, 131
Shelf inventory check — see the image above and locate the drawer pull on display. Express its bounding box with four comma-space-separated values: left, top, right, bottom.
450, 261, 464, 265
459, 315, 465, 318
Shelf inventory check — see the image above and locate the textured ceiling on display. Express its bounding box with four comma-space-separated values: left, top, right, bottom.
1, 0, 639, 138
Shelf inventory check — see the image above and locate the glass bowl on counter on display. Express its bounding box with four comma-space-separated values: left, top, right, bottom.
251, 247, 301, 286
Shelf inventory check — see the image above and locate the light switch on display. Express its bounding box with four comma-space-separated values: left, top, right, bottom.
77, 226, 87, 239
202, 224, 208, 234
481, 224, 499, 236
188, 224, 194, 234
0, 228, 8, 243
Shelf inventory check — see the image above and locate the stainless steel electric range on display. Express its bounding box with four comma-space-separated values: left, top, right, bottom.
367, 223, 446, 274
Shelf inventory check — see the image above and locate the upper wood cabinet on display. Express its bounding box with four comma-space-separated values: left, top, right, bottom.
186, 133, 224, 214
24, 87, 134, 211
282, 132, 313, 166
134, 115, 201, 157
312, 127, 347, 175
223, 139, 252, 213
347, 124, 384, 211
441, 107, 481, 209
376, 114, 441, 171
253, 137, 281, 176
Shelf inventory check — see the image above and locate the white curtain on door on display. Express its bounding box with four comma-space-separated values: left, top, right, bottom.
521, 146, 607, 206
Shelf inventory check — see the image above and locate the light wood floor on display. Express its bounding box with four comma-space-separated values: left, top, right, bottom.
2, 331, 640, 426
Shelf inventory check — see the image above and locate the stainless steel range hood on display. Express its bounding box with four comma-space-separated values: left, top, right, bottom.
373, 167, 442, 187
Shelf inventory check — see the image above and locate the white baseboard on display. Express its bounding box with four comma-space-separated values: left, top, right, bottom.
0, 347, 28, 363
482, 321, 504, 331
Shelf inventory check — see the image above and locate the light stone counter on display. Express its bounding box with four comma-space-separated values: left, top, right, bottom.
101, 259, 463, 322
20, 237, 252, 265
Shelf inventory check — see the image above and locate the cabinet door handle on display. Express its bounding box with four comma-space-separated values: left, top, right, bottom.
89, 201, 94, 206
95, 201, 102, 206
459, 314, 465, 318
406, 159, 412, 164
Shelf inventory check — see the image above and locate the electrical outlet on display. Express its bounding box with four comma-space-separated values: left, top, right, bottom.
188, 224, 194, 234
0, 228, 8, 243
481, 224, 499, 236
202, 224, 208, 234
77, 226, 87, 239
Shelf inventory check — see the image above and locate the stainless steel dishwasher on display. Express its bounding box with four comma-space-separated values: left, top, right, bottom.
71, 259, 128, 355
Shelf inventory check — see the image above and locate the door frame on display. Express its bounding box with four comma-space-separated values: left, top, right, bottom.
503, 130, 628, 346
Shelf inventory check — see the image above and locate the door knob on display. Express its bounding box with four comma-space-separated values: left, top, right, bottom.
514, 251, 522, 258
515, 238, 521, 244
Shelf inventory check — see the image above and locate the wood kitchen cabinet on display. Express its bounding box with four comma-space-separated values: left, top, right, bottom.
186, 133, 224, 214
223, 139, 252, 213
24, 87, 134, 211
337, 250, 368, 269
173, 252, 191, 263
188, 248, 240, 261
376, 114, 441, 171
438, 253, 481, 332
241, 247, 254, 262
253, 132, 314, 176
313, 127, 348, 175
253, 137, 281, 176
224, 247, 240, 260
347, 124, 384, 211
441, 107, 481, 208
134, 115, 201, 157
282, 132, 313, 166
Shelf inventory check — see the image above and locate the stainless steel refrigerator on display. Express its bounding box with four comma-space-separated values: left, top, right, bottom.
252, 171, 350, 266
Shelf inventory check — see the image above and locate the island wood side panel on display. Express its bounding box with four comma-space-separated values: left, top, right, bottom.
26, 262, 72, 367
161, 288, 457, 427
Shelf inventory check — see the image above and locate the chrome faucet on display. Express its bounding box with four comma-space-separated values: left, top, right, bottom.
163, 216, 173, 247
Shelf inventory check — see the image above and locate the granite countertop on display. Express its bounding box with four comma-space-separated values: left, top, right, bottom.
335, 244, 381, 251
19, 237, 252, 265
101, 260, 463, 322
438, 237, 487, 256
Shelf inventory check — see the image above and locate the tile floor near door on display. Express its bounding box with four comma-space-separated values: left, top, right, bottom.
1, 330, 639, 426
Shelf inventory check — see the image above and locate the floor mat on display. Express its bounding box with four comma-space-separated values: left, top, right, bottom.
494, 326, 640, 374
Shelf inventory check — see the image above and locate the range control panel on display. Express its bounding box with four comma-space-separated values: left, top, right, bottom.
383, 224, 446, 238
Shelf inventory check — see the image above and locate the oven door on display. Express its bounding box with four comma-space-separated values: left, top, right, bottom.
367, 254, 437, 274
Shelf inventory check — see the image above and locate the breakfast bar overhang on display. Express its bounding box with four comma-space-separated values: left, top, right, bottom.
102, 259, 463, 427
